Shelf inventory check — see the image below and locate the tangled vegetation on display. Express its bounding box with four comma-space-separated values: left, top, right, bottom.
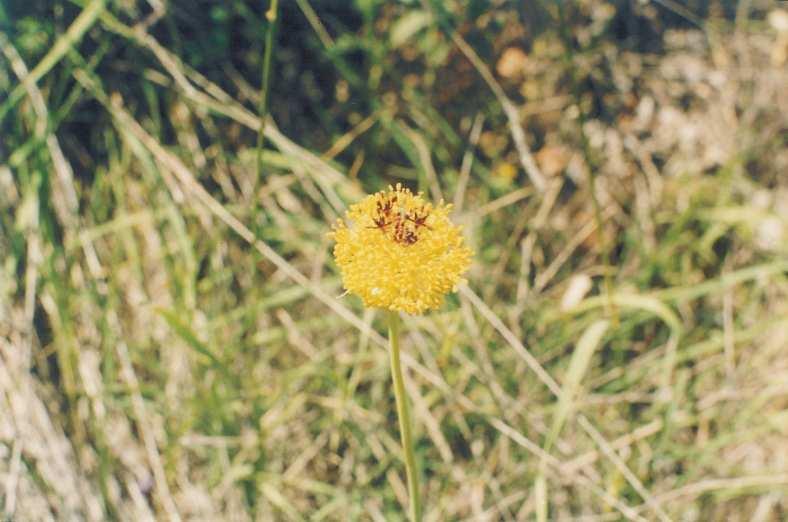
1, 1, 787, 520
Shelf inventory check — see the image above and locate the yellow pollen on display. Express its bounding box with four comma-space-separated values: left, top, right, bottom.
330, 184, 473, 315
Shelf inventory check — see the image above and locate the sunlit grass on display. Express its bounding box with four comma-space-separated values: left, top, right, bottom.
1, 1, 787, 520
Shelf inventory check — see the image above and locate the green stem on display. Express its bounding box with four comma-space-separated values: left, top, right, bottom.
387, 311, 422, 522
255, 0, 279, 182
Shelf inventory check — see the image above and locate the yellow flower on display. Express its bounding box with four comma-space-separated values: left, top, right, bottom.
492, 162, 518, 184
331, 184, 472, 315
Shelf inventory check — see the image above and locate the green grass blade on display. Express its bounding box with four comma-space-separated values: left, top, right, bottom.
156, 307, 232, 379
0, 0, 105, 123
537, 319, 609, 522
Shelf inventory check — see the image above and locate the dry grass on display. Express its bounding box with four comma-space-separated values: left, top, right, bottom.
1, 1, 788, 520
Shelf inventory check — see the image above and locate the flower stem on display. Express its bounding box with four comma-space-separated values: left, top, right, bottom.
387, 310, 422, 521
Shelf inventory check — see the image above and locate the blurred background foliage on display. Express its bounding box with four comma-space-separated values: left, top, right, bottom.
1, 0, 787, 520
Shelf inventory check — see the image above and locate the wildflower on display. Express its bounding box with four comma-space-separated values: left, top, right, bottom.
331, 184, 472, 315
492, 161, 518, 184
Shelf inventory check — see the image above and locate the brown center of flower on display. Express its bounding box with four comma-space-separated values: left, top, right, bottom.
368, 194, 431, 245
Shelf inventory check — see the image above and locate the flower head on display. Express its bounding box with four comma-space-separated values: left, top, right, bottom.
330, 184, 472, 315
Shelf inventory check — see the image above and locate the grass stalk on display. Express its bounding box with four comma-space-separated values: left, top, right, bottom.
255, 0, 280, 182
387, 311, 422, 522
0, 0, 106, 124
